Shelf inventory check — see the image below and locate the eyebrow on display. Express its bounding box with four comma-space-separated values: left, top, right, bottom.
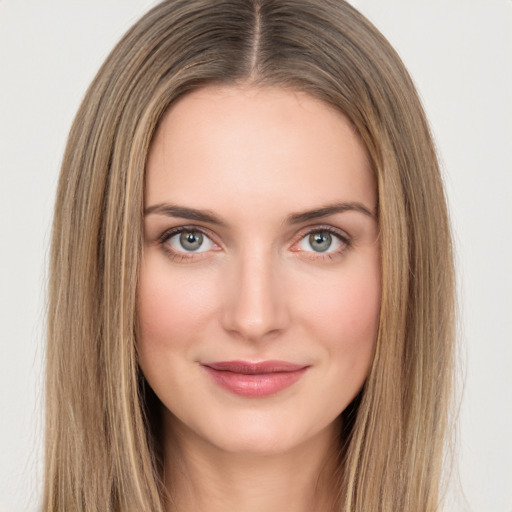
144, 203, 227, 226
286, 202, 376, 224
145, 201, 376, 226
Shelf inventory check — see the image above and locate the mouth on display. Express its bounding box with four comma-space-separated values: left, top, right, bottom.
201, 360, 309, 397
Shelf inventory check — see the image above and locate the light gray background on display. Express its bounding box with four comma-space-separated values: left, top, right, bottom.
1, 1, 511, 511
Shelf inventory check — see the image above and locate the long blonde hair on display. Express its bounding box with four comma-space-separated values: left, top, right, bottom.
44, 1, 455, 510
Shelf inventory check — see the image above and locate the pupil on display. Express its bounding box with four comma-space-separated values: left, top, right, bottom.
310, 232, 331, 252
180, 231, 203, 251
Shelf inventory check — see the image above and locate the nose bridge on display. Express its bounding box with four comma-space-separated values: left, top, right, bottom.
222, 244, 289, 341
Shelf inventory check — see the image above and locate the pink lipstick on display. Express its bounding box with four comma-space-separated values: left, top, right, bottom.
201, 360, 308, 397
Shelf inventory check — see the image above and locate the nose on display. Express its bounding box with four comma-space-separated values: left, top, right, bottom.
221, 248, 290, 343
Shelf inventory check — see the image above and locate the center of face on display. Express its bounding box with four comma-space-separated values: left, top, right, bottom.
137, 84, 381, 458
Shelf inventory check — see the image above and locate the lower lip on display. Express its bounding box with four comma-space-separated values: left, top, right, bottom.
202, 366, 308, 397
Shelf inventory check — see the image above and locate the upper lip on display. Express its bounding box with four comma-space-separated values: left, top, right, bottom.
202, 360, 308, 374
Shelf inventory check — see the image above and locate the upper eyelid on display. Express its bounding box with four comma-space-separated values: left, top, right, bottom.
291, 224, 351, 243
158, 226, 220, 260
157, 222, 350, 238
158, 224, 217, 243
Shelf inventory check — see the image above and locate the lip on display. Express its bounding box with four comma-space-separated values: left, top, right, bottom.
201, 360, 309, 397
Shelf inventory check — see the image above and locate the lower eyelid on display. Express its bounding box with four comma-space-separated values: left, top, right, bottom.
292, 228, 350, 250
168, 232, 215, 252
157, 226, 223, 262
163, 249, 209, 263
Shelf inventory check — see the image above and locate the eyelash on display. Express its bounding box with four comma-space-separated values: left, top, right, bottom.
157, 225, 352, 263
157, 225, 220, 263
291, 225, 352, 261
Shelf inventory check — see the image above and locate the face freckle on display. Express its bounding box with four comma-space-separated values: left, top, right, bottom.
137, 84, 381, 456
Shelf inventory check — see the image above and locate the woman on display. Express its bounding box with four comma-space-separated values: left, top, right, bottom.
44, 0, 455, 510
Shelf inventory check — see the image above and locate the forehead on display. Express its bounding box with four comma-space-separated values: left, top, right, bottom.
145, 85, 375, 219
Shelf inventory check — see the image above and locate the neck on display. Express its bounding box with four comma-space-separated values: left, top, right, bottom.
162, 412, 341, 512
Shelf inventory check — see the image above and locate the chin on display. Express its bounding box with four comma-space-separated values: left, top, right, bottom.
211, 429, 298, 456
183, 407, 338, 457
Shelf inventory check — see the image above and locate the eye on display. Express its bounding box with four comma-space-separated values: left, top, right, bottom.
165, 229, 216, 253
294, 228, 349, 255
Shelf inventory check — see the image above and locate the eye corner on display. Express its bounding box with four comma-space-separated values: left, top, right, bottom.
155, 225, 223, 262
289, 226, 352, 260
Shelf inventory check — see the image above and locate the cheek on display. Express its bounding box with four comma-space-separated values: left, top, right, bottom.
137, 255, 218, 354
338, 271, 380, 341
298, 260, 381, 366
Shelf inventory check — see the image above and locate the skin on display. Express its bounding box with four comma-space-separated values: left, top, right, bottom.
138, 85, 381, 512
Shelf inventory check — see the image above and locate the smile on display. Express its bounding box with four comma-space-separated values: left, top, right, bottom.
201, 360, 309, 397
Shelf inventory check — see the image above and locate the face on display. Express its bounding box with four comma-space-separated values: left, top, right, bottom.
138, 85, 380, 456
